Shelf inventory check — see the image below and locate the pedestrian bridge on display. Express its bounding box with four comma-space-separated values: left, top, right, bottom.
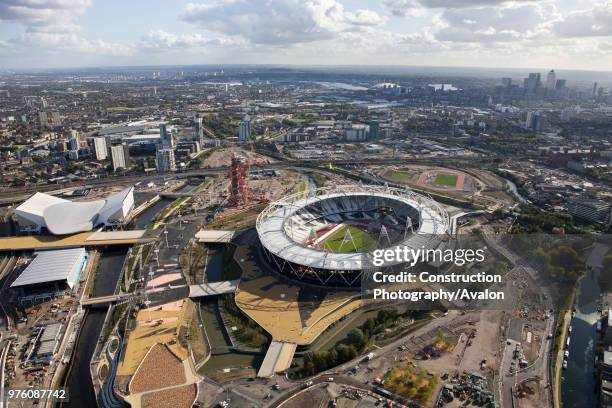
81, 293, 135, 306
188, 280, 240, 298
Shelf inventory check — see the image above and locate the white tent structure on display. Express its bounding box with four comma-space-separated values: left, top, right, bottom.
15, 187, 134, 235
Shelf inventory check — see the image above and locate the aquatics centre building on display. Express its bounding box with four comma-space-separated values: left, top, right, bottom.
15, 187, 135, 235
256, 184, 449, 288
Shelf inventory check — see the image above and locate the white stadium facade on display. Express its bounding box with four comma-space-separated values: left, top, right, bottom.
15, 187, 135, 235
256, 184, 449, 288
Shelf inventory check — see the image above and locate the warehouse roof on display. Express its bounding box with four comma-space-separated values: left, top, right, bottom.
11, 248, 86, 288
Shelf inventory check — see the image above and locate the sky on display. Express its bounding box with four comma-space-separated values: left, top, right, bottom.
1, 0, 612, 71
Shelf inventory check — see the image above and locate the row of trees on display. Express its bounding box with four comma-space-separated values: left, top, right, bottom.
223, 295, 269, 349
301, 309, 412, 375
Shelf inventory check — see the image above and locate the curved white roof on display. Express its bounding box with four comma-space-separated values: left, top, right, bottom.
15, 187, 134, 235
256, 185, 449, 271
44, 200, 106, 235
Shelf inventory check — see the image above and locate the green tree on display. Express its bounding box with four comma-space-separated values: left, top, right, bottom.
347, 328, 366, 349
362, 318, 376, 338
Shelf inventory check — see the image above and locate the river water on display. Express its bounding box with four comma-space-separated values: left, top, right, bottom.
63, 196, 175, 407
63, 251, 127, 408
561, 253, 603, 407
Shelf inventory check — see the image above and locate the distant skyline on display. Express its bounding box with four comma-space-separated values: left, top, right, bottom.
1, 0, 612, 70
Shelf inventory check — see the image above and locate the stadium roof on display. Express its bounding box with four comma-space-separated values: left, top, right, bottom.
15, 187, 134, 235
11, 248, 86, 289
256, 185, 449, 271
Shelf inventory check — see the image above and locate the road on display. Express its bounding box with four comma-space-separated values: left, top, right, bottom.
269, 374, 408, 408
257, 311, 462, 408
481, 227, 554, 408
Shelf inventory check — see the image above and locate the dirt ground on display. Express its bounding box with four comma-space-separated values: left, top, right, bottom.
201, 147, 276, 168
516, 378, 545, 408
283, 385, 331, 408
521, 324, 543, 363
459, 310, 503, 377
283, 384, 379, 408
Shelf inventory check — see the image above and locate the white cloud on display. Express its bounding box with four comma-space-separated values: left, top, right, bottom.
418, 0, 537, 8
139, 30, 246, 50
10, 31, 134, 56
179, 0, 385, 45
140, 30, 213, 50
0, 0, 91, 30
553, 1, 612, 37
435, 3, 557, 43
0, 0, 136, 58
384, 0, 539, 17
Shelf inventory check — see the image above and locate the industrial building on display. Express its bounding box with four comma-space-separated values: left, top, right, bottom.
10, 248, 87, 295
566, 198, 612, 225
15, 186, 135, 234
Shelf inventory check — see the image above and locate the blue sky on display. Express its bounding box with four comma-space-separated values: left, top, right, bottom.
1, 0, 611, 70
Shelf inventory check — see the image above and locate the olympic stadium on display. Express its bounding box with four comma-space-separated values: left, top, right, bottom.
256, 184, 449, 288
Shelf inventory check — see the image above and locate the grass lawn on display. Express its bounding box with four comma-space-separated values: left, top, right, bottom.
322, 225, 377, 253
383, 169, 413, 183
434, 173, 458, 187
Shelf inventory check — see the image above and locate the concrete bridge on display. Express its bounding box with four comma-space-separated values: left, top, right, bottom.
80, 293, 136, 306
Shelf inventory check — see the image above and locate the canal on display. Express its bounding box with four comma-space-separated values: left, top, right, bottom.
561, 243, 609, 408
63, 250, 127, 408
63, 194, 176, 407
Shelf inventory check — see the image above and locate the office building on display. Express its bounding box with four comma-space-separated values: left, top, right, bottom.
156, 147, 176, 173
68, 137, 79, 151
111, 143, 130, 171
194, 116, 205, 146
50, 112, 61, 127
239, 115, 252, 142
345, 124, 368, 141
525, 111, 546, 131
159, 123, 173, 148
555, 79, 567, 90
545, 70, 556, 90
93, 137, 108, 160
524, 73, 541, 94
368, 121, 380, 141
